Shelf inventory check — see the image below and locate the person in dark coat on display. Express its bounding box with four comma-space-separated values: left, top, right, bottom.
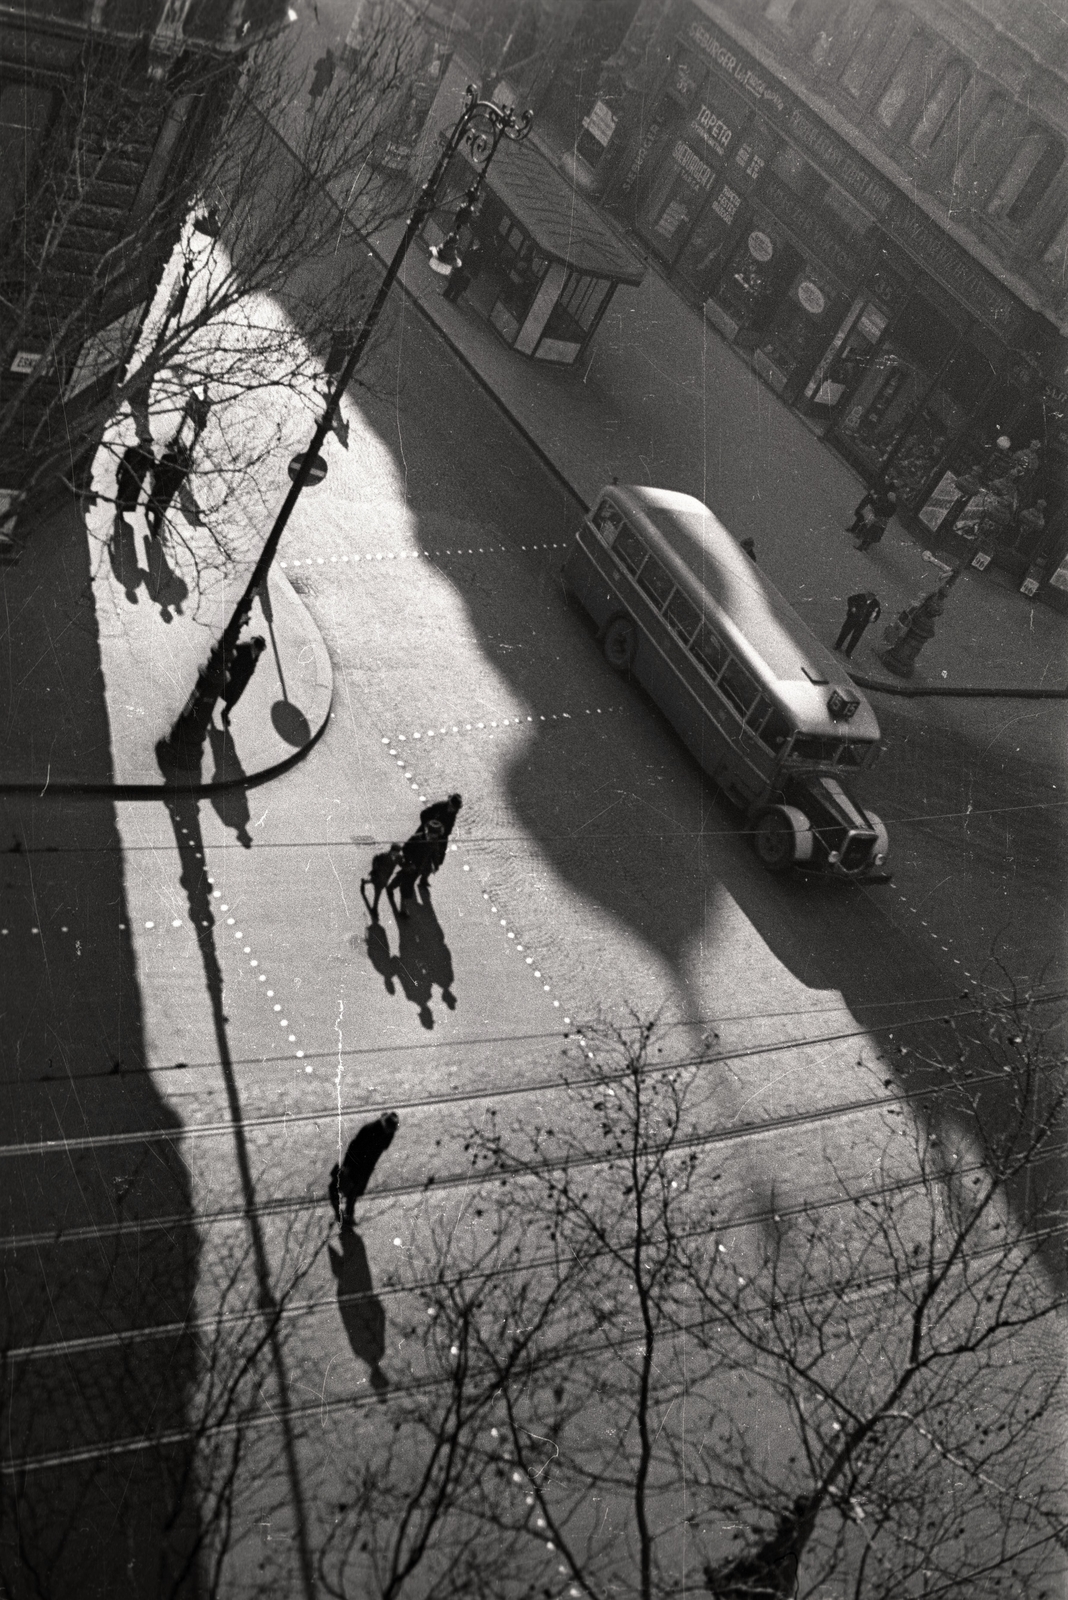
114, 442, 155, 517
328, 1111, 399, 1226
389, 823, 444, 916
146, 442, 192, 538
361, 843, 403, 921
442, 233, 482, 304
220, 636, 266, 725
847, 478, 897, 549
418, 793, 462, 872
834, 591, 881, 658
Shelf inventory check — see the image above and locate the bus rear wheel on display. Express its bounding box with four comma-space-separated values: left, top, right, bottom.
753, 808, 800, 873
602, 615, 638, 672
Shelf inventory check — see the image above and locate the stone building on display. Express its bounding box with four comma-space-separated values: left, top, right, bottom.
0, 0, 288, 516
569, 0, 1068, 604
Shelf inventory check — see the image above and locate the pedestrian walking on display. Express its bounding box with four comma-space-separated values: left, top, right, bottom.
418, 793, 462, 872
847, 478, 897, 550
146, 441, 192, 538
220, 636, 266, 725
328, 1111, 399, 1227
114, 441, 155, 516
834, 591, 881, 658
389, 823, 444, 916
361, 843, 403, 921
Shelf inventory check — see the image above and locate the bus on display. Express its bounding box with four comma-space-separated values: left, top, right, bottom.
562, 484, 890, 880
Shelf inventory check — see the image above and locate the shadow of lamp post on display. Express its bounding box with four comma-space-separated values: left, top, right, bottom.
160, 86, 532, 764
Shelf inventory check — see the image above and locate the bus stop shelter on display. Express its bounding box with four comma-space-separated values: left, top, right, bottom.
424, 138, 645, 366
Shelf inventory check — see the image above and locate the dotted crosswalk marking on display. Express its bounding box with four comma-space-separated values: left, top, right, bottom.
280, 542, 568, 570
381, 706, 620, 746
895, 891, 975, 984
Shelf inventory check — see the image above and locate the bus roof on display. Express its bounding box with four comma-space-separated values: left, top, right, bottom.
604, 485, 881, 742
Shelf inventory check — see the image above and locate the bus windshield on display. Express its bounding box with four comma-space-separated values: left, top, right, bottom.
790, 735, 872, 768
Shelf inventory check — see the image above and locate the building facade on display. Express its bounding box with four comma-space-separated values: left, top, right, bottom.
0, 0, 288, 517
573, 0, 1068, 606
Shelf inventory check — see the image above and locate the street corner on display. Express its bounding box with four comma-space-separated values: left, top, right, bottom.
193, 566, 335, 794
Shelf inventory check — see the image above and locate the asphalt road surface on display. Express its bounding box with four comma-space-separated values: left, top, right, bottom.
3, 290, 1065, 1595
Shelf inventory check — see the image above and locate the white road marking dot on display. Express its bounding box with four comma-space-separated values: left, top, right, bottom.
172, 919, 182, 928
463, 864, 470, 871
145, 921, 154, 929
305, 1063, 313, 1073
250, 959, 258, 967
258, 975, 266, 981
274, 1004, 281, 1011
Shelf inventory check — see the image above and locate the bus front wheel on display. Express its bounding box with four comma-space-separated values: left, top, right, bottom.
753, 807, 807, 873
602, 615, 638, 672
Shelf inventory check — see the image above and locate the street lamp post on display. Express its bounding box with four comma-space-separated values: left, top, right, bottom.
161, 85, 532, 760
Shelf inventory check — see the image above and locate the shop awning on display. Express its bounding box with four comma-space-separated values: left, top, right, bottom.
474, 139, 645, 286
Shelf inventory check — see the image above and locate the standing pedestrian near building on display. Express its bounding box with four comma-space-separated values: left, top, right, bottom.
419, 793, 462, 872
328, 1111, 399, 1227
442, 233, 482, 304
220, 636, 266, 725
361, 843, 403, 922
114, 441, 155, 517
834, 591, 881, 658
146, 441, 192, 538
847, 478, 897, 550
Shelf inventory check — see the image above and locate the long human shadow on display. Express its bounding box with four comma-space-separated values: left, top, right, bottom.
157, 766, 317, 1600
328, 1225, 389, 1396
350, 320, 1067, 1277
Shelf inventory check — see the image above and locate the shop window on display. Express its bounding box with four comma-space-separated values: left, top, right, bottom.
987, 129, 1065, 225
665, 588, 700, 643
691, 622, 728, 681
951, 95, 1012, 203
611, 522, 647, 576
558, 273, 609, 331
840, 4, 900, 99
1041, 210, 1068, 283
0, 82, 56, 236
874, 32, 934, 132
908, 61, 966, 155
638, 554, 675, 609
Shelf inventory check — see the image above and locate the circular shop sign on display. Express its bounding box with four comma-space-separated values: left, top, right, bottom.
748, 229, 774, 263
796, 280, 826, 315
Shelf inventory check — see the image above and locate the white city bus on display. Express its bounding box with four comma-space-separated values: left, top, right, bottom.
563, 484, 890, 879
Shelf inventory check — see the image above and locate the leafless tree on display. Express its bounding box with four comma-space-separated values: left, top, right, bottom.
2, 6, 422, 560
316, 995, 1068, 1599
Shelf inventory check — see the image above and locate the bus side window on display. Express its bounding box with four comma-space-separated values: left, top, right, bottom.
638, 554, 674, 609
719, 657, 758, 718
590, 499, 623, 540
758, 704, 792, 750
691, 621, 727, 681
665, 589, 700, 642
612, 522, 647, 576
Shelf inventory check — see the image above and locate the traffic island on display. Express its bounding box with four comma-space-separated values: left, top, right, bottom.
0, 494, 332, 795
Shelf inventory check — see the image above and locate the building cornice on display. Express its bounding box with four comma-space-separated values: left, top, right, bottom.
689, 0, 1066, 335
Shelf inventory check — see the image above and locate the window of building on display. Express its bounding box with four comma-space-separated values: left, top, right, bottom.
873, 32, 933, 131
0, 82, 56, 236
840, 4, 900, 99
951, 94, 1012, 203
987, 129, 1065, 224
908, 61, 966, 155
1041, 210, 1068, 282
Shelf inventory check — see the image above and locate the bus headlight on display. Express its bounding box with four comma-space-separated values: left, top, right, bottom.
827, 850, 840, 865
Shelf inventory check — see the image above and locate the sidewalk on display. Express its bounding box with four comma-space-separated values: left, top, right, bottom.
0, 491, 332, 793
379, 216, 1067, 698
